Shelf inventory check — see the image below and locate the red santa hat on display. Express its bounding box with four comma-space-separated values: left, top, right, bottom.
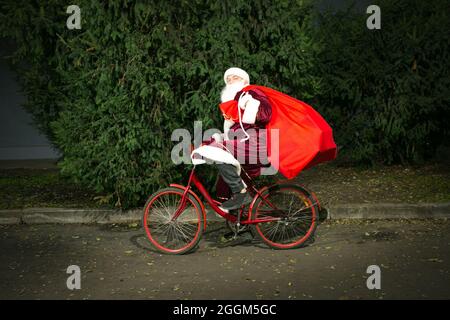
223, 67, 250, 85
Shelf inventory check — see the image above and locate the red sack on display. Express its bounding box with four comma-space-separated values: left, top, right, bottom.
219, 100, 240, 122
242, 85, 337, 179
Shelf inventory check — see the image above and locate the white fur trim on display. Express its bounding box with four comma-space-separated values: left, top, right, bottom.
191, 145, 241, 175
224, 67, 250, 84
242, 96, 260, 124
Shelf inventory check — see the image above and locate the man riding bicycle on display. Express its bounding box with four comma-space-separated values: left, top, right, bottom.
192, 67, 273, 212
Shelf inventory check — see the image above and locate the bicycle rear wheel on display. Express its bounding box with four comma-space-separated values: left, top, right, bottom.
142, 187, 204, 254
250, 183, 318, 249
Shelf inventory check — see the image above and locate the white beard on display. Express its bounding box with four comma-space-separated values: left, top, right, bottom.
220, 81, 246, 102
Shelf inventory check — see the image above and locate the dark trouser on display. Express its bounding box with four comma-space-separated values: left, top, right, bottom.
216, 163, 245, 194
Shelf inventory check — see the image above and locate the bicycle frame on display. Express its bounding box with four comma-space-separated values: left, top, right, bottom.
170, 165, 284, 226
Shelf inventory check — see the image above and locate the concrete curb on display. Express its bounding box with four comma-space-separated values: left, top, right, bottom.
0, 202, 449, 225
0, 207, 224, 225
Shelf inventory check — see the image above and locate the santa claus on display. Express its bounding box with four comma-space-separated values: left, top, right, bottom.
191, 67, 273, 211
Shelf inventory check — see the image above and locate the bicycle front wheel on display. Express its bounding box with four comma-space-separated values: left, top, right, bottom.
142, 187, 204, 254
250, 184, 318, 249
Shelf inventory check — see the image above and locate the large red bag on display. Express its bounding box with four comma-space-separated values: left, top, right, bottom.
219, 85, 337, 179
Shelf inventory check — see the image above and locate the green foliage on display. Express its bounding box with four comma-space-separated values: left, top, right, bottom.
1, 0, 319, 208
313, 0, 450, 165
2, 0, 448, 208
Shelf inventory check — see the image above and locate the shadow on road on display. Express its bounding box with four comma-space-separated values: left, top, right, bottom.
127, 221, 274, 255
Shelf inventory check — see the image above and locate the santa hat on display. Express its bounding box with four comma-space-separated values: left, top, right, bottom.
223, 67, 250, 85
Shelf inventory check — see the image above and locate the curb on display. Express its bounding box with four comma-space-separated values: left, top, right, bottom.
0, 207, 224, 225
0, 208, 142, 225
0, 202, 449, 225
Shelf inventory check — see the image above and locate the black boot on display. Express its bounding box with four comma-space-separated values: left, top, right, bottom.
219, 191, 252, 211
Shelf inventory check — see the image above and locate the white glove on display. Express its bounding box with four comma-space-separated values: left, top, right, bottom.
223, 119, 234, 141
212, 133, 223, 143
238, 92, 252, 110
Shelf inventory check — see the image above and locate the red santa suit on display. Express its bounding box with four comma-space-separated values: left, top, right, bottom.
192, 71, 337, 201
191, 86, 272, 200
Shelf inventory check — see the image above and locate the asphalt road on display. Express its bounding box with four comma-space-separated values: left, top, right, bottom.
1, 219, 449, 300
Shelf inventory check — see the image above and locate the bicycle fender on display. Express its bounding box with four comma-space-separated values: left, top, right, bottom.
294, 183, 322, 211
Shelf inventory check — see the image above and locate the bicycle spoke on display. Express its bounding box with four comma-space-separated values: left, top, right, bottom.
143, 189, 202, 253
254, 186, 317, 248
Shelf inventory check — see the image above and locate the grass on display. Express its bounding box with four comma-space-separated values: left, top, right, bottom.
0, 161, 449, 210
0, 168, 110, 210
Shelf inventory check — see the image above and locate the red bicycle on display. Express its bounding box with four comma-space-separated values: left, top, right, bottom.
142, 164, 321, 255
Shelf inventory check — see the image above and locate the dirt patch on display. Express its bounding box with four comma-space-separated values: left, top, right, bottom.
293, 161, 450, 206
0, 161, 449, 210
0, 168, 109, 210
